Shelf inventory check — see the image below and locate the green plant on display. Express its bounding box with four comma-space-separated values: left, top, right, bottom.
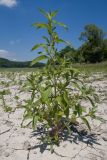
22, 9, 100, 152
0, 89, 12, 112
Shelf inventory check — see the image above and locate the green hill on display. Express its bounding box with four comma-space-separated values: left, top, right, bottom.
0, 58, 45, 68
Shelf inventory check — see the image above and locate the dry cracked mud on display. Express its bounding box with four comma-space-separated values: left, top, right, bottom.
0, 72, 107, 160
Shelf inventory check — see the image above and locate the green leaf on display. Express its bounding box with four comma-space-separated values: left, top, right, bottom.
51, 10, 58, 18
32, 23, 48, 30
31, 55, 48, 66
23, 112, 33, 120
42, 36, 50, 44
52, 20, 68, 30
38, 8, 49, 18
41, 87, 52, 102
58, 111, 64, 116
38, 51, 46, 54
75, 104, 82, 116
64, 91, 69, 105
31, 44, 44, 51
56, 39, 71, 46
56, 96, 64, 107
87, 96, 95, 107
32, 116, 39, 130
81, 117, 91, 131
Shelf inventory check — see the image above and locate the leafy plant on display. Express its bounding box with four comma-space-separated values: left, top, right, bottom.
22, 9, 100, 152
0, 89, 12, 112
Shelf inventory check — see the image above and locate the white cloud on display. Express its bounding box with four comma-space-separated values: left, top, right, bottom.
0, 49, 9, 57
0, 49, 17, 60
0, 0, 17, 8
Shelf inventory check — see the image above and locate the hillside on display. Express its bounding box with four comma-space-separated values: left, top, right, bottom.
0, 58, 45, 68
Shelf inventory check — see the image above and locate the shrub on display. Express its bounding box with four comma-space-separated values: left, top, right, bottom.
22, 9, 100, 152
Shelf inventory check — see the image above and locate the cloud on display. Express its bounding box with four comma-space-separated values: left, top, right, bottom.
0, 49, 9, 57
0, 49, 15, 60
0, 0, 17, 8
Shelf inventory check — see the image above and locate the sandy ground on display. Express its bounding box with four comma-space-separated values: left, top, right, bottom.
0, 72, 107, 160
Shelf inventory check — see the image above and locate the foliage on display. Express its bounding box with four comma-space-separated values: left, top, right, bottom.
22, 9, 100, 152
59, 46, 79, 62
103, 39, 107, 60
78, 24, 106, 63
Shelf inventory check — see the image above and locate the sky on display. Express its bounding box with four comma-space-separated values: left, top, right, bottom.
0, 0, 107, 61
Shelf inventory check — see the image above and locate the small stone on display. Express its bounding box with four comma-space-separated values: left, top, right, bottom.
4, 151, 10, 157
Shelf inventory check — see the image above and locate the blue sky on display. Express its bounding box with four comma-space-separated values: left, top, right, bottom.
0, 0, 107, 61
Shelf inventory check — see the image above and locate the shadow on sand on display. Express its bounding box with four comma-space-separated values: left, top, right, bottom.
28, 124, 101, 155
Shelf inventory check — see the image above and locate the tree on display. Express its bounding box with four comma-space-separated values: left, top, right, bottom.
79, 24, 106, 63
103, 39, 107, 60
59, 46, 78, 62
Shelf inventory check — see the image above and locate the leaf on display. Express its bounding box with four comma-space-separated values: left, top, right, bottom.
58, 111, 64, 116
56, 96, 64, 107
38, 51, 46, 54
75, 104, 82, 116
64, 91, 69, 105
52, 20, 68, 30
23, 112, 32, 120
31, 44, 44, 51
51, 10, 58, 18
81, 117, 91, 131
32, 116, 39, 130
64, 122, 72, 134
38, 8, 48, 18
31, 55, 48, 66
56, 39, 72, 46
42, 36, 50, 44
41, 87, 52, 102
32, 23, 48, 30
87, 96, 95, 107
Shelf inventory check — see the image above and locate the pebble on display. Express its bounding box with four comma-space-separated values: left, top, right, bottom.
4, 151, 10, 157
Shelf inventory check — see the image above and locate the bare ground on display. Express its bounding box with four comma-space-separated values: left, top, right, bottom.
0, 72, 107, 160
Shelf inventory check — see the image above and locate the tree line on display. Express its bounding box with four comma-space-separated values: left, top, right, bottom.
0, 58, 44, 68
59, 24, 107, 63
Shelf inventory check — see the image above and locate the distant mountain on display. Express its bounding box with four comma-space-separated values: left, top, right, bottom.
0, 58, 45, 68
